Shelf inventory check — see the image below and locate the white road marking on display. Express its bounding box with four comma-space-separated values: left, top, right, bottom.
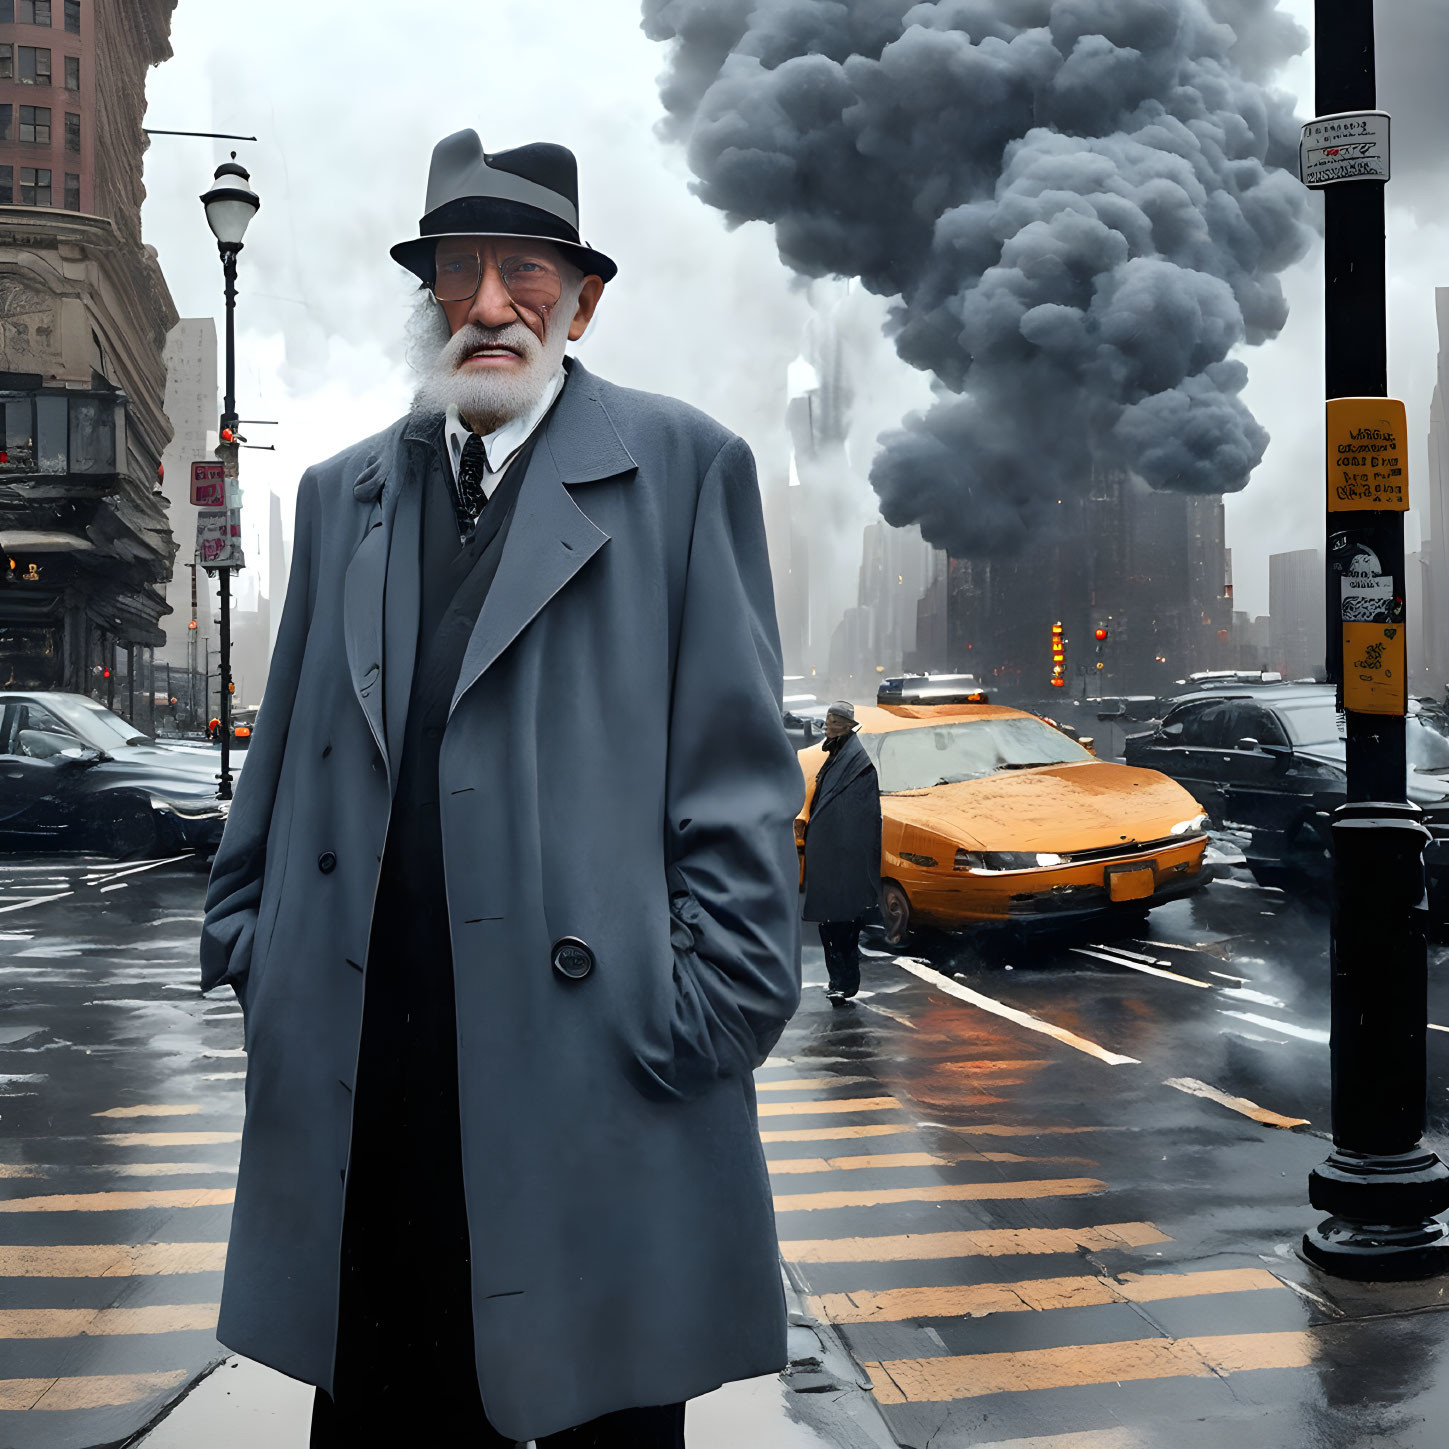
859, 1002, 920, 1031
892, 958, 1138, 1066
1220, 987, 1288, 1009
99, 884, 129, 893
1208, 970, 1251, 983
1070, 947, 1211, 989
82, 854, 193, 885
1218, 1010, 1328, 1045
0, 892, 73, 916
1429, 1024, 1449, 1035
1086, 942, 1175, 967
1164, 1076, 1309, 1129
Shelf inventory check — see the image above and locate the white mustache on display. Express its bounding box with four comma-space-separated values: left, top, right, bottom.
443, 323, 539, 370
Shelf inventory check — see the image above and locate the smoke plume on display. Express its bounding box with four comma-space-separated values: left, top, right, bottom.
642, 0, 1316, 555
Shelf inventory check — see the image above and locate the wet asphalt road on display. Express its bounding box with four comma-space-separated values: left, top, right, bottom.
4, 847, 1449, 1446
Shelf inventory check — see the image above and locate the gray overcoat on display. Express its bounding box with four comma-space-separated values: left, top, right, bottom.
801, 732, 883, 923
199, 359, 804, 1441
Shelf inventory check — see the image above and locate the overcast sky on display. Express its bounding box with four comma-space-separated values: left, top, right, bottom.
138, 0, 1449, 619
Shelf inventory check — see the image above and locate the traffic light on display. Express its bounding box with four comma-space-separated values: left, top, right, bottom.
1050, 621, 1066, 688
1095, 627, 1108, 642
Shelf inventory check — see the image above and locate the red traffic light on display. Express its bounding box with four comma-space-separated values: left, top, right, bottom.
102, 667, 110, 678
220, 427, 235, 443
1094, 627, 1108, 641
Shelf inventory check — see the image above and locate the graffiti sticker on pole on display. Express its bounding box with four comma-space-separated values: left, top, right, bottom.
189, 460, 226, 508
1326, 398, 1408, 512
1300, 110, 1390, 187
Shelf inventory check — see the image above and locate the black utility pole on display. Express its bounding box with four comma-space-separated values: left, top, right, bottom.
1303, 0, 1449, 1279
215, 242, 239, 803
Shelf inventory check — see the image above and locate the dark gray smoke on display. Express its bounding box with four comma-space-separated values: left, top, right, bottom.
642, 0, 1315, 555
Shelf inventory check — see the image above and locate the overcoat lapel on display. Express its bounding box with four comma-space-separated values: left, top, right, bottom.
449, 362, 636, 715
341, 421, 425, 778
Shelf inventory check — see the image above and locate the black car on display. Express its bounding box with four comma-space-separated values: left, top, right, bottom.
1123, 683, 1449, 908
0, 690, 230, 856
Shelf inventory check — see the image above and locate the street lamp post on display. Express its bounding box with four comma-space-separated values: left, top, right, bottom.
199, 155, 259, 802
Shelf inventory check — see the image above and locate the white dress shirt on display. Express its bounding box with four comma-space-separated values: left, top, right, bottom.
444, 366, 566, 500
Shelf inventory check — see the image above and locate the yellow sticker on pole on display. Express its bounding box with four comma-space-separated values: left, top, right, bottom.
1343, 621, 1406, 715
1327, 398, 1408, 511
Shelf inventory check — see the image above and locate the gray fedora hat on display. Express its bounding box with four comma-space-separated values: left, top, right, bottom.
826, 700, 858, 725
390, 130, 617, 286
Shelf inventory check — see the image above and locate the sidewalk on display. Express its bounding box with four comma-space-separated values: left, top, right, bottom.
133, 1356, 854, 1449
132, 1269, 896, 1449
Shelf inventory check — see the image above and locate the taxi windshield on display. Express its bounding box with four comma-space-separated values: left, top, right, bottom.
873, 718, 1092, 792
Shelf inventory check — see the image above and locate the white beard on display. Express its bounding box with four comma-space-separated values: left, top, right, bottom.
407, 289, 577, 433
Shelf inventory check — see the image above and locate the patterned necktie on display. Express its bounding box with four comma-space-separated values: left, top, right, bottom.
454, 431, 489, 536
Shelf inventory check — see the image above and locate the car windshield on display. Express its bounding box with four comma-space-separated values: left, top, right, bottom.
1410, 716, 1449, 772
1278, 701, 1342, 747
41, 695, 151, 750
873, 718, 1093, 792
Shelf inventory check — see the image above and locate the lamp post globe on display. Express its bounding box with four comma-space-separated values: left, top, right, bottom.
200, 157, 259, 250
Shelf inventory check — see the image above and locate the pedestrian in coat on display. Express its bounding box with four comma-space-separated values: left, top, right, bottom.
801, 701, 882, 1002
199, 131, 803, 1448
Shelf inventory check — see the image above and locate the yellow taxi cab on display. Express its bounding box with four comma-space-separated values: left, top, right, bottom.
797, 703, 1210, 940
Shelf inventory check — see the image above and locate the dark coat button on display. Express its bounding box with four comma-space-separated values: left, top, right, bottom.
551, 937, 594, 981
318, 851, 338, 874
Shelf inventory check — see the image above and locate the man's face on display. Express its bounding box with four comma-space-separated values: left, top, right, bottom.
824, 714, 853, 739
411, 236, 605, 432
435, 236, 603, 355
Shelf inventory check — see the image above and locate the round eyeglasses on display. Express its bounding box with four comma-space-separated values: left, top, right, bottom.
431, 242, 564, 315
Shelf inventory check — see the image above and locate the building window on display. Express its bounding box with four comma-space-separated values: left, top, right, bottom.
0, 3, 12, 20
19, 105, 51, 144
20, 167, 51, 206
19, 0, 52, 23
64, 109, 77, 152
19, 47, 52, 85
0, 167, 12, 205
0, 47, 13, 81
63, 53, 76, 89
0, 106, 11, 143
64, 0, 77, 32
63, 170, 77, 210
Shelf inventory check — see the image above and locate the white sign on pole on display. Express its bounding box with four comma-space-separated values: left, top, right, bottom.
196, 508, 245, 569
189, 460, 225, 508
1300, 110, 1391, 188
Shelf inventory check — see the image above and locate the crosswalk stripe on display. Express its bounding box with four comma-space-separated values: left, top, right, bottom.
756, 1122, 1100, 1143
91, 1106, 201, 1119
759, 1124, 913, 1143
0, 1163, 236, 1180
774, 1177, 1105, 1212
755, 1077, 873, 1091
779, 1221, 1169, 1263
0, 1242, 228, 1276
0, 1304, 220, 1337
757, 1097, 900, 1118
0, 1188, 235, 1213
863, 1330, 1316, 1403
98, 1132, 241, 1147
0, 1369, 189, 1411
769, 1153, 947, 1175
808, 1267, 1283, 1323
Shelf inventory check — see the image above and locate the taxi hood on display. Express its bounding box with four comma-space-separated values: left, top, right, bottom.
883, 762, 1204, 854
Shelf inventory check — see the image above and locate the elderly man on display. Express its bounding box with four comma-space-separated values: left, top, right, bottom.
201, 132, 803, 1448
802, 701, 882, 1002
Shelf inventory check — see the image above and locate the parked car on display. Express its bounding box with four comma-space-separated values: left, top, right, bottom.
796, 703, 1211, 941
0, 691, 229, 856
1122, 683, 1449, 909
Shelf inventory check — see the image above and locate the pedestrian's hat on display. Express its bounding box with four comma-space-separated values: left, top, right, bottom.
826, 700, 858, 725
390, 130, 617, 287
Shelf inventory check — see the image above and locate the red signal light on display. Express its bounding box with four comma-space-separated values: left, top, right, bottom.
102, 667, 110, 679
1095, 628, 1108, 641
221, 427, 235, 443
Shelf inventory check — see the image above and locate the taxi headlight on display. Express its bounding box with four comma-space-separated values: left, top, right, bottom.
955, 850, 1064, 873
1170, 813, 1210, 836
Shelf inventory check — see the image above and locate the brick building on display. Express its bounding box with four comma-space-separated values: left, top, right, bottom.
0, 0, 179, 723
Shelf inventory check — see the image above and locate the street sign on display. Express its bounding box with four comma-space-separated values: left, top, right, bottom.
1300, 110, 1390, 188
189, 460, 225, 508
196, 507, 245, 569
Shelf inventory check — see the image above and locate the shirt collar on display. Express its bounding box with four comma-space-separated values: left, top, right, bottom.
444, 365, 566, 494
